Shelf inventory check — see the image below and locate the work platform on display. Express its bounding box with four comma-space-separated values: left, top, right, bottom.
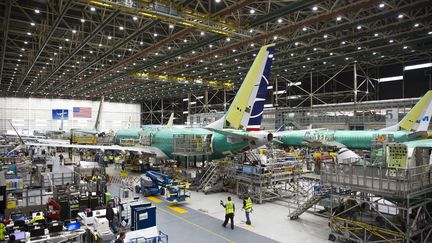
321, 162, 432, 243
321, 163, 432, 198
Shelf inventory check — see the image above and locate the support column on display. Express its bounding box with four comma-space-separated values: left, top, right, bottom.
161, 98, 164, 125
188, 93, 191, 125
204, 90, 209, 113
275, 76, 278, 107
310, 72, 313, 108
223, 89, 227, 112
150, 100, 153, 124
354, 63, 358, 104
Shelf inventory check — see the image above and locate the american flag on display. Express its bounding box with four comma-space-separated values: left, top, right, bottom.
73, 107, 92, 118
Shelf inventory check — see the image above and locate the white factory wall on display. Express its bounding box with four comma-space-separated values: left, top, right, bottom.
0, 97, 141, 135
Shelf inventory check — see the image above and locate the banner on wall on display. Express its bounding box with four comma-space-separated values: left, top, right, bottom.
52, 109, 69, 120
73, 107, 92, 118
385, 108, 398, 127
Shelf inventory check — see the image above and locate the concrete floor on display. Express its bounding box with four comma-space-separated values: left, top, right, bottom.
104, 164, 331, 243
51, 158, 330, 243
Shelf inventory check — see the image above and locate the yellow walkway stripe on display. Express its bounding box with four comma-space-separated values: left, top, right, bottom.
167, 205, 188, 214
157, 206, 235, 243
146, 196, 162, 203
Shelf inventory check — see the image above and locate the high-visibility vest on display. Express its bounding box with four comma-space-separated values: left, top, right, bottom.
30, 215, 45, 224
245, 198, 252, 212
0, 223, 6, 240
225, 201, 234, 214
103, 156, 108, 161
114, 156, 121, 164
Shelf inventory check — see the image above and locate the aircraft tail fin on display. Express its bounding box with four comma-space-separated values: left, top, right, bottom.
381, 91, 432, 132
94, 96, 104, 131
207, 44, 275, 130
166, 113, 174, 128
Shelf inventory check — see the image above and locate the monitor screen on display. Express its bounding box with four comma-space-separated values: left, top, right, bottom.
48, 223, 63, 233
11, 213, 25, 222
30, 228, 45, 237
31, 211, 44, 218
67, 222, 80, 231
12, 232, 25, 240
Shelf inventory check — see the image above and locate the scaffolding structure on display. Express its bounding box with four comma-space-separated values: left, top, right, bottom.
172, 134, 213, 156
321, 161, 432, 242
196, 160, 236, 194
235, 151, 303, 204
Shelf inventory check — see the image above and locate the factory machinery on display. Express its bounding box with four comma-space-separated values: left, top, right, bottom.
138, 170, 190, 203
320, 140, 432, 242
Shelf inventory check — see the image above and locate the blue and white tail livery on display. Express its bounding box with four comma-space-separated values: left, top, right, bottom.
207, 44, 275, 131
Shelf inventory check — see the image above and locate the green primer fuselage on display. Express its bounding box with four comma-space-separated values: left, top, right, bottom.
115, 127, 248, 159
279, 130, 414, 149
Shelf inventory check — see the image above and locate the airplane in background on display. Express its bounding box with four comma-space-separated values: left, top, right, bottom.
19, 44, 276, 160
27, 96, 107, 144
273, 90, 432, 150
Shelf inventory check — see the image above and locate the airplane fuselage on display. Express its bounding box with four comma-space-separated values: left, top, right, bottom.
116, 127, 249, 160
279, 130, 414, 149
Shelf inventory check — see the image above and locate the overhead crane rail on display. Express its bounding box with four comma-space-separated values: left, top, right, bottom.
88, 0, 250, 38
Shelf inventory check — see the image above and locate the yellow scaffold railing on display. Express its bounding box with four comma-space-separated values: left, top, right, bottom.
331, 216, 405, 243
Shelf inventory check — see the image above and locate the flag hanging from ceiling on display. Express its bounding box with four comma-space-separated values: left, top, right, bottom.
73, 107, 92, 118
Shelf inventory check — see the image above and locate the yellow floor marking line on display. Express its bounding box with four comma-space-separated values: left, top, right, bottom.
146, 196, 162, 203
167, 205, 188, 214
157, 206, 235, 243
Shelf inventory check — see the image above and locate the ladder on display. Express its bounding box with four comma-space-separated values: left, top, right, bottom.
288, 189, 328, 220
245, 151, 261, 163
197, 163, 220, 193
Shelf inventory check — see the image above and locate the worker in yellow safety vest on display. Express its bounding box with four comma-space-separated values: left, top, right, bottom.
108, 154, 114, 164
242, 196, 253, 225
30, 212, 45, 224
220, 196, 235, 230
0, 223, 6, 241
103, 154, 108, 167
114, 155, 121, 169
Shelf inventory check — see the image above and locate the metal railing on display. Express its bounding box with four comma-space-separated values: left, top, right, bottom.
321, 162, 432, 198
128, 231, 168, 243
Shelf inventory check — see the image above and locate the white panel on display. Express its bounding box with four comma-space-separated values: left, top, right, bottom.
0, 97, 141, 134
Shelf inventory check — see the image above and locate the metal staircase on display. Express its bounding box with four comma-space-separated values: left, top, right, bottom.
197, 163, 221, 193
245, 151, 261, 163
288, 188, 328, 220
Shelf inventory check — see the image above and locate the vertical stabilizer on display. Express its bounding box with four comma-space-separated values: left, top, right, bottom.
381, 91, 432, 131
207, 44, 275, 130
94, 96, 104, 131
166, 113, 174, 128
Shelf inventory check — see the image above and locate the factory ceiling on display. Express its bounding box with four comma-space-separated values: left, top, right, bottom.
0, 0, 430, 102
